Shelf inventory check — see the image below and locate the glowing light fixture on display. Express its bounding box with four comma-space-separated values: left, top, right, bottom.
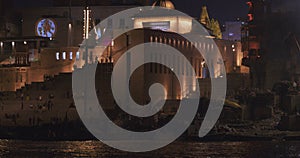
83, 7, 92, 39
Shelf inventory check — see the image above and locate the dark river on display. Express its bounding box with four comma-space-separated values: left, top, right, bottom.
0, 140, 299, 157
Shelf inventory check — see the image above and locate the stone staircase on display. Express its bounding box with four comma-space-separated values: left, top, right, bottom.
0, 62, 116, 127
0, 72, 78, 127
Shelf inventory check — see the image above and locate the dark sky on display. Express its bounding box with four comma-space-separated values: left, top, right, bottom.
12, 0, 249, 24
171, 0, 249, 24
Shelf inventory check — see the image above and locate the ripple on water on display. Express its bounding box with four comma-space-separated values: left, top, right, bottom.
0, 140, 298, 157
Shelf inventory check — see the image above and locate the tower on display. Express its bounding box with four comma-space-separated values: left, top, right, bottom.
199, 6, 210, 28
241, 0, 267, 88
210, 19, 222, 39
152, 0, 175, 9
199, 6, 222, 39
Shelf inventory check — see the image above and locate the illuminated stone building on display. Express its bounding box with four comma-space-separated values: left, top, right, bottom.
0, 0, 247, 95
0, 4, 136, 91
74, 1, 248, 102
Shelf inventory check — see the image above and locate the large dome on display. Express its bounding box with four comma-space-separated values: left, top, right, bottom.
152, 0, 175, 9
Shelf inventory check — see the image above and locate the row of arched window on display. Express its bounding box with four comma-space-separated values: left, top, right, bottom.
56, 51, 80, 61
149, 36, 215, 51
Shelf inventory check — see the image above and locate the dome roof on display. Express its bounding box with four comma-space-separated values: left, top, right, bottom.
152, 0, 175, 9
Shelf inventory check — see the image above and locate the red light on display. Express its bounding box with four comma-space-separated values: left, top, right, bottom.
247, 2, 253, 7
248, 14, 254, 21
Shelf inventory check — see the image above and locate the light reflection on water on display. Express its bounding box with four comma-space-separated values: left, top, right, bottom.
0, 140, 299, 157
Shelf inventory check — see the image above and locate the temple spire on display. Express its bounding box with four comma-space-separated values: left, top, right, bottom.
199, 6, 210, 28
152, 0, 175, 9
211, 19, 222, 39
199, 5, 222, 39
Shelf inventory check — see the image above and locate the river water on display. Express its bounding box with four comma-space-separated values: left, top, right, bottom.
0, 140, 299, 157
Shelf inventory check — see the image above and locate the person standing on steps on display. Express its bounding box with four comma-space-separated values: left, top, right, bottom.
20, 93, 24, 110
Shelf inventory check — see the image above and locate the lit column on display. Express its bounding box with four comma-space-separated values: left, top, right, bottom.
0, 42, 3, 54
109, 40, 114, 62
232, 44, 236, 71
12, 41, 15, 53
68, 22, 73, 46
83, 6, 92, 65
83, 7, 91, 40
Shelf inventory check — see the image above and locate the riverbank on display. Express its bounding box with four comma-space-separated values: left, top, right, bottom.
0, 120, 300, 142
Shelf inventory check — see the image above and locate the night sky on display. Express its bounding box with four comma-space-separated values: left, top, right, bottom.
172, 0, 249, 24
12, 0, 249, 24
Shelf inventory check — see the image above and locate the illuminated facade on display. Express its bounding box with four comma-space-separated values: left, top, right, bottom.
0, 37, 78, 91
0, 2, 247, 93
134, 15, 192, 34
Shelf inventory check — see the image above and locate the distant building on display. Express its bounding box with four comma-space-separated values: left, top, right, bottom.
222, 21, 243, 41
